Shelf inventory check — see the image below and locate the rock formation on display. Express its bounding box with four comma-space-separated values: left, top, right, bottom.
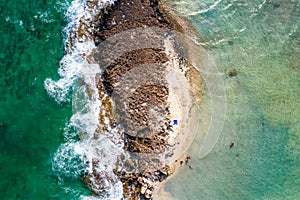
79, 0, 202, 199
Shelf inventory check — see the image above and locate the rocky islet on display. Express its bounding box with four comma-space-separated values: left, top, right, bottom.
75, 0, 202, 199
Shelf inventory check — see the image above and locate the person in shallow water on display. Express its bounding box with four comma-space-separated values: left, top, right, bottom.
229, 142, 235, 148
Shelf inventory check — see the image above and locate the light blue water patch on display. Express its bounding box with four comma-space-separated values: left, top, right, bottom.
164, 0, 300, 199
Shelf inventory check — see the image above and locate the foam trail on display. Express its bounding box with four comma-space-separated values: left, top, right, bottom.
185, 0, 223, 16
44, 47, 89, 103
52, 142, 88, 178
45, 0, 116, 103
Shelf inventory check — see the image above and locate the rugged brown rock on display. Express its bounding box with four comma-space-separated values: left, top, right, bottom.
94, 0, 171, 42
82, 0, 193, 199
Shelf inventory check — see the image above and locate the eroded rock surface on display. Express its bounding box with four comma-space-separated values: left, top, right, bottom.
80, 0, 201, 199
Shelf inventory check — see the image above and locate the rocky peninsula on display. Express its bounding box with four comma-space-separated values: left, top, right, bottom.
74, 0, 203, 199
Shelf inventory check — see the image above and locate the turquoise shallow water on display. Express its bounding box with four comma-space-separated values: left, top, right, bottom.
164, 0, 300, 199
0, 0, 299, 199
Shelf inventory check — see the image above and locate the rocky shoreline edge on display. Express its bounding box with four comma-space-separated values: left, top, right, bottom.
71, 0, 203, 199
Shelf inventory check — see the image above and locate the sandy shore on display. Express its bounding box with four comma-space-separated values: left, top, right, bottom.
151, 2, 204, 199
163, 35, 201, 165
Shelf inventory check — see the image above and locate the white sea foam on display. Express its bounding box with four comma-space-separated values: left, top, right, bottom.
52, 135, 124, 198
64, 0, 116, 50
178, 0, 223, 16
45, 54, 81, 103
80, 185, 123, 200
46, 0, 124, 199
45, 0, 116, 103
52, 135, 124, 176
52, 142, 88, 178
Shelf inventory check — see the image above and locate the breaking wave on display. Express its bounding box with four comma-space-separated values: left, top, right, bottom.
44, 0, 123, 199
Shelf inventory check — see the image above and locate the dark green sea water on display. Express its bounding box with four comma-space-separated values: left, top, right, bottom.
0, 0, 90, 199
0, 0, 299, 199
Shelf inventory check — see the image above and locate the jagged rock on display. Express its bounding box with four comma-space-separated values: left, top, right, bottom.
229, 69, 237, 77
138, 176, 143, 184
140, 185, 147, 194
80, 0, 199, 199
145, 189, 152, 199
